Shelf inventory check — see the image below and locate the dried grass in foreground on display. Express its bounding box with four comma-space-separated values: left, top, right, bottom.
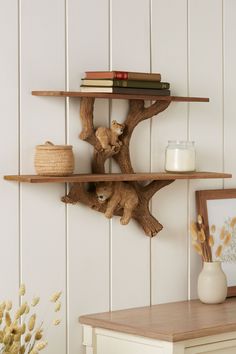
0, 285, 62, 354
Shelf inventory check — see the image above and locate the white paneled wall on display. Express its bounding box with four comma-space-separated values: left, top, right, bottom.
188, 0, 224, 298
110, 0, 151, 311
20, 1, 67, 353
0, 1, 236, 354
151, 0, 189, 304
0, 0, 19, 304
67, 2, 110, 354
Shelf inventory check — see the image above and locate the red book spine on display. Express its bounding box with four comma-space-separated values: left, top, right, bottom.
114, 71, 128, 79
85, 71, 129, 79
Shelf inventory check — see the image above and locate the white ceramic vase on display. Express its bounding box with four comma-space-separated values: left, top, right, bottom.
198, 261, 227, 304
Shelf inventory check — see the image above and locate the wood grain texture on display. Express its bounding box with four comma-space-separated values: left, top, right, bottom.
4, 172, 232, 183
62, 97, 175, 237
79, 298, 236, 342
32, 90, 209, 102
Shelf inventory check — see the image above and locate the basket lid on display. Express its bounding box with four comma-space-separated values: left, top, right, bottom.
36, 141, 73, 150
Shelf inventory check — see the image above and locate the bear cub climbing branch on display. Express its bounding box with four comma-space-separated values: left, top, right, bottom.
95, 120, 125, 152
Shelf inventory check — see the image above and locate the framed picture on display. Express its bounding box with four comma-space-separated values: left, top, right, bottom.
196, 189, 236, 297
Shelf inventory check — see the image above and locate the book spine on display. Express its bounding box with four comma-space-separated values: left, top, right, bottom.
85, 71, 128, 79
112, 87, 170, 95
113, 80, 170, 89
80, 86, 171, 95
80, 86, 112, 92
85, 71, 114, 79
81, 79, 113, 86
114, 71, 128, 79
85, 71, 161, 81
127, 73, 161, 81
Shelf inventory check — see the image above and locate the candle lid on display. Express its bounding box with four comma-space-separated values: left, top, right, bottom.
167, 140, 195, 147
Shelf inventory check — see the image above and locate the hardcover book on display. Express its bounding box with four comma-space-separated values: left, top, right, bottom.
81, 79, 169, 90
80, 86, 170, 96
85, 71, 161, 81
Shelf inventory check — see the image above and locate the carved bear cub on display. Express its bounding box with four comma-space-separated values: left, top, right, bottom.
96, 181, 139, 225
95, 120, 125, 152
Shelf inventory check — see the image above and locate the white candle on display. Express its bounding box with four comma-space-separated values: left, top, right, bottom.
165, 141, 196, 172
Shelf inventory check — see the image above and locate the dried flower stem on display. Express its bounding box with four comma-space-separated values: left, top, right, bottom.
0, 285, 62, 354
191, 214, 234, 262
190, 215, 212, 262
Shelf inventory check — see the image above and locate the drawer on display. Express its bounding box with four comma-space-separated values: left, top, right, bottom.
96, 333, 165, 354
185, 338, 236, 354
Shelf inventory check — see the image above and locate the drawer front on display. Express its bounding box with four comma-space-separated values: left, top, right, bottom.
185, 338, 236, 354
96, 334, 165, 354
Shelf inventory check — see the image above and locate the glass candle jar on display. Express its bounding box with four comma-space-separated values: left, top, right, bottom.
165, 140, 196, 172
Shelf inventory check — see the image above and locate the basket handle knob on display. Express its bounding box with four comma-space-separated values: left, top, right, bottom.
45, 141, 54, 146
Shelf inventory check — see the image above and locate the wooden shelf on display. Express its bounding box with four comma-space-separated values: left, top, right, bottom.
9, 89, 219, 236
32, 91, 209, 102
79, 298, 236, 342
4, 172, 231, 183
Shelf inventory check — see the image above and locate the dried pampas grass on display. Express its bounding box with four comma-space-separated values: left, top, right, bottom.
223, 232, 231, 246
190, 215, 212, 262
50, 292, 62, 303
190, 214, 234, 263
208, 235, 214, 247
215, 245, 223, 258
192, 242, 203, 256
0, 284, 62, 354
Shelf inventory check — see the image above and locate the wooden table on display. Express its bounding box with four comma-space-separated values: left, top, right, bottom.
79, 298, 236, 354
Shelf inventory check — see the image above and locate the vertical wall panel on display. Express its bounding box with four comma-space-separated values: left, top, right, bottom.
224, 0, 236, 188
110, 0, 151, 310
20, 2, 66, 354
67, 1, 110, 353
188, 0, 223, 298
1, 1, 235, 353
151, 0, 188, 304
0, 1, 19, 300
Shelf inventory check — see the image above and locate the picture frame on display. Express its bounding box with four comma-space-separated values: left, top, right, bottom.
196, 189, 236, 297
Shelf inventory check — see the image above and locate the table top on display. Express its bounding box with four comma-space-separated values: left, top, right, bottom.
79, 298, 236, 342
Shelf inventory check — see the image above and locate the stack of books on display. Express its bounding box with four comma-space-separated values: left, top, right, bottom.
80, 71, 170, 96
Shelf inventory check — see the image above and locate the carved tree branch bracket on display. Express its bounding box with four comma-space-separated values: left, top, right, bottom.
61, 97, 173, 237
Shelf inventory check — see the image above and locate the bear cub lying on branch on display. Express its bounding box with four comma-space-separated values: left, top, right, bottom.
96, 181, 139, 225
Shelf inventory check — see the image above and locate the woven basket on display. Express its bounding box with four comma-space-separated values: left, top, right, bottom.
34, 141, 75, 176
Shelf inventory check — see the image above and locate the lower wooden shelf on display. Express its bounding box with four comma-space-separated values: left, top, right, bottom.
4, 171, 232, 183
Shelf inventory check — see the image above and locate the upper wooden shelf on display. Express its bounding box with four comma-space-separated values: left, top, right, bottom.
4, 172, 231, 183
32, 91, 209, 102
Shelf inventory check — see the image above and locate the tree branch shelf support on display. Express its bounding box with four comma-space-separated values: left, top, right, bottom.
4, 91, 232, 237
